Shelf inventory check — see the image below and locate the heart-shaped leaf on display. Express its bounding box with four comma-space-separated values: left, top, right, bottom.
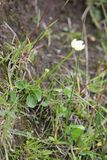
16, 80, 28, 90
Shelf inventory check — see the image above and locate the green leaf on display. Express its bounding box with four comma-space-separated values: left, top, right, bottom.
58, 105, 68, 118
26, 94, 37, 108
71, 125, 85, 130
71, 125, 85, 141
54, 88, 63, 93
9, 91, 17, 104
16, 80, 28, 90
48, 136, 55, 142
64, 125, 85, 142
0, 96, 6, 104
41, 101, 49, 107
0, 109, 7, 116
64, 86, 72, 98
32, 87, 42, 102
88, 80, 104, 93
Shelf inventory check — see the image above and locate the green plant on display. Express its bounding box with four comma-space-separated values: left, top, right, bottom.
0, 2, 107, 159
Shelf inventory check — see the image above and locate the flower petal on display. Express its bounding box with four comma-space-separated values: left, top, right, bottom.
71, 39, 85, 51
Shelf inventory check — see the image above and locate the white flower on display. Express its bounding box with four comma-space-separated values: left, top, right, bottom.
45, 68, 49, 73
71, 39, 85, 51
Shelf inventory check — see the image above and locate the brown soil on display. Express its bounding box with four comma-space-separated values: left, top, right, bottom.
0, 0, 105, 77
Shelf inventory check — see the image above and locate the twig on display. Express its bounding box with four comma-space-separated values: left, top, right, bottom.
82, 6, 90, 97
4, 21, 18, 44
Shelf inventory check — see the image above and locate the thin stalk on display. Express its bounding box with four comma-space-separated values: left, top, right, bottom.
36, 50, 74, 85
